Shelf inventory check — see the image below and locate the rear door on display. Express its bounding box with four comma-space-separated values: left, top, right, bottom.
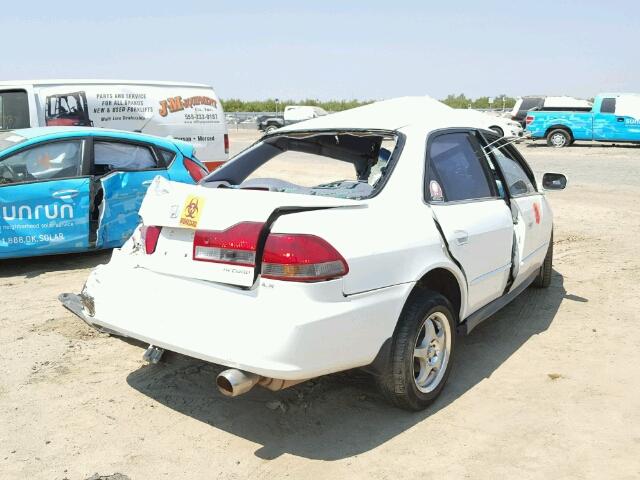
92, 139, 170, 248
0, 139, 90, 258
426, 131, 514, 314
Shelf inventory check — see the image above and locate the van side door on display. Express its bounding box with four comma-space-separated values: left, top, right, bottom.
0, 139, 91, 259
92, 138, 170, 249
426, 131, 514, 315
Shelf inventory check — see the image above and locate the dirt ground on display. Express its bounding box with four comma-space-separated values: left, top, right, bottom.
1, 131, 639, 479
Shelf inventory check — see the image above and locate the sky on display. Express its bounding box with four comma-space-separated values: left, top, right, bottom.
1, 1, 638, 100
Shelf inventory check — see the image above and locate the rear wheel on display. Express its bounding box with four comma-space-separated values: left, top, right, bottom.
265, 125, 279, 134
377, 290, 456, 411
546, 129, 571, 148
533, 233, 553, 288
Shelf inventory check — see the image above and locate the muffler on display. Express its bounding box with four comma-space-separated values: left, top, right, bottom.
216, 369, 307, 397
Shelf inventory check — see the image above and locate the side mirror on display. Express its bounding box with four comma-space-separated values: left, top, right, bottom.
542, 172, 567, 190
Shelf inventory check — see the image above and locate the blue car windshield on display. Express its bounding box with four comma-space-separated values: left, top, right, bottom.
0, 131, 26, 152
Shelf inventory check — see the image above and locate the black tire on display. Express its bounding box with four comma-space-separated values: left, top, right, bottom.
490, 126, 504, 137
546, 129, 571, 148
265, 125, 279, 134
377, 290, 456, 411
533, 232, 553, 288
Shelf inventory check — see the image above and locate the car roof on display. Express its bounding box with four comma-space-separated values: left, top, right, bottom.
276, 96, 493, 134
1, 127, 194, 157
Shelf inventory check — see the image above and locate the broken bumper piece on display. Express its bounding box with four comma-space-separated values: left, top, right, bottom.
59, 258, 412, 381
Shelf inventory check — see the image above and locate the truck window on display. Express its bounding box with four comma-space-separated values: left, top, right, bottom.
600, 98, 616, 114
0, 91, 30, 130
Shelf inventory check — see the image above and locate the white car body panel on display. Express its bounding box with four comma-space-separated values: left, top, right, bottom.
66, 96, 559, 382
431, 200, 514, 313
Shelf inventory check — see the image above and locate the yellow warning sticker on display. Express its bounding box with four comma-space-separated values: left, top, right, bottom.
179, 195, 205, 229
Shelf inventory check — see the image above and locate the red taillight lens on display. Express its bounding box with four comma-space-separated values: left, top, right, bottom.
193, 222, 264, 266
183, 158, 208, 182
262, 234, 348, 282
224, 133, 229, 154
141, 225, 162, 254
525, 115, 534, 125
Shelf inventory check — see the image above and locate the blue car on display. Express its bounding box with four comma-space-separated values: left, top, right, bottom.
0, 127, 208, 259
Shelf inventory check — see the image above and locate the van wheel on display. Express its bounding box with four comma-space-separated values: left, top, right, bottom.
490, 126, 504, 137
533, 233, 553, 288
377, 290, 456, 411
547, 129, 570, 148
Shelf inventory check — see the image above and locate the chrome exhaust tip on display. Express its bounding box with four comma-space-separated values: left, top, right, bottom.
216, 369, 260, 397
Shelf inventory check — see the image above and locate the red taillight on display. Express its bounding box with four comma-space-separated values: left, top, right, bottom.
525, 115, 535, 125
262, 234, 348, 282
224, 133, 229, 154
141, 225, 162, 254
193, 222, 263, 266
183, 158, 208, 182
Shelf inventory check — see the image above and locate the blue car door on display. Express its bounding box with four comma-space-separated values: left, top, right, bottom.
0, 139, 90, 259
92, 139, 170, 249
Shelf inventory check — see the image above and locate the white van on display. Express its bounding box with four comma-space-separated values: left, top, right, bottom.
0, 79, 228, 170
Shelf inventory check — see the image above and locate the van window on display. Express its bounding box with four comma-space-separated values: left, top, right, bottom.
600, 98, 616, 114
0, 91, 30, 130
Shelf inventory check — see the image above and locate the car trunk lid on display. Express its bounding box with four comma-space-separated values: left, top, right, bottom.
137, 176, 362, 287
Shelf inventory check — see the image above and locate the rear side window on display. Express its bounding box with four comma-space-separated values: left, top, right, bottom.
427, 133, 495, 202
491, 145, 536, 196
93, 141, 157, 175
0, 90, 30, 130
0, 140, 82, 185
157, 148, 176, 166
600, 98, 616, 114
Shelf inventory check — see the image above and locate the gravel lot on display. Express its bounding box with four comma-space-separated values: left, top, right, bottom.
1, 131, 639, 479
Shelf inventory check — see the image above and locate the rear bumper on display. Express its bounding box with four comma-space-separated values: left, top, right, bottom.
62, 254, 412, 380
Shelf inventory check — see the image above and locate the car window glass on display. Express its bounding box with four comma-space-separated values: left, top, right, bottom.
157, 148, 176, 166
428, 133, 494, 202
491, 145, 536, 196
94, 142, 157, 175
600, 98, 616, 114
0, 140, 82, 185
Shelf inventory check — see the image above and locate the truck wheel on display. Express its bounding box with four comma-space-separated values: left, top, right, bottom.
490, 126, 504, 137
533, 233, 553, 288
377, 290, 456, 411
265, 125, 278, 134
546, 129, 571, 148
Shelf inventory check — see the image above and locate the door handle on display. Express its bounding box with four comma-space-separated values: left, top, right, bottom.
617, 117, 625, 123
454, 230, 469, 245
52, 189, 79, 199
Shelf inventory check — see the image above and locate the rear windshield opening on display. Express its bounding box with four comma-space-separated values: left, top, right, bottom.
203, 131, 400, 200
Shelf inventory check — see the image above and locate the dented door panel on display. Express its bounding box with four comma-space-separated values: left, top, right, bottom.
95, 170, 169, 249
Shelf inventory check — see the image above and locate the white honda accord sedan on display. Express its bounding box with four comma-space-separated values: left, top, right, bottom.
61, 97, 566, 410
